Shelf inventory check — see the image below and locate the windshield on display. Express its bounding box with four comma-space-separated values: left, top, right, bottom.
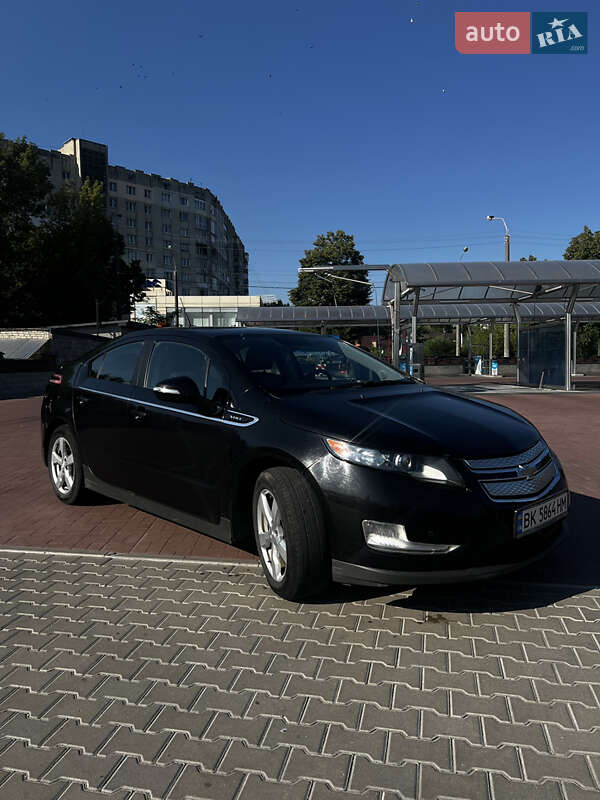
220, 333, 412, 394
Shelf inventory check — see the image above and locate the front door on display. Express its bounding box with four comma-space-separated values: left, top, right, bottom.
123, 339, 236, 526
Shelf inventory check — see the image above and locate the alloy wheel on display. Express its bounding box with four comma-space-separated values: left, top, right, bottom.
256, 488, 287, 582
50, 437, 75, 496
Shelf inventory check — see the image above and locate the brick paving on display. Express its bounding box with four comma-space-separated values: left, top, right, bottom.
0, 552, 597, 799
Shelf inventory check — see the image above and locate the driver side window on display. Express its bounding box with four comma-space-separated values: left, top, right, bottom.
146, 342, 208, 396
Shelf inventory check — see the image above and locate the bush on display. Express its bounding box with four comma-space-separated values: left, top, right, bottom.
424, 336, 455, 358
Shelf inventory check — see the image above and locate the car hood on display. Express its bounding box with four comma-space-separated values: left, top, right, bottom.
279, 384, 540, 459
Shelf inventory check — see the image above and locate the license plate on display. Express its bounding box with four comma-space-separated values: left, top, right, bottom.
515, 492, 569, 538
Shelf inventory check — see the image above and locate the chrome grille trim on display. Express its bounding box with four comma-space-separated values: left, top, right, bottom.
481, 460, 557, 499
465, 440, 547, 471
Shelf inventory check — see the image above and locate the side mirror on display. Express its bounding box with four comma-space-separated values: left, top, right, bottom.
153, 376, 200, 405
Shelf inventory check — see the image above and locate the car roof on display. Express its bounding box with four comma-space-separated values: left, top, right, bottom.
125, 327, 324, 339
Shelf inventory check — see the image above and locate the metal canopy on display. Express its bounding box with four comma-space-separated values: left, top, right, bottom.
236, 305, 390, 327
399, 301, 600, 324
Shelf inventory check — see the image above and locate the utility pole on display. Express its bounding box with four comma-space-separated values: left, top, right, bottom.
167, 245, 179, 327
486, 215, 511, 358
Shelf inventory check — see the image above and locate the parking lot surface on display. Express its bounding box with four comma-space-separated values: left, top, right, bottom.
0, 551, 598, 800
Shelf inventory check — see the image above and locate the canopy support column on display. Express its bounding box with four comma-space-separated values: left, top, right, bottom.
455, 324, 460, 357
392, 281, 402, 367
565, 287, 578, 391
489, 322, 494, 374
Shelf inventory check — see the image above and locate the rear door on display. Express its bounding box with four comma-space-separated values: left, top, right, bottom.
124, 339, 236, 524
74, 339, 145, 489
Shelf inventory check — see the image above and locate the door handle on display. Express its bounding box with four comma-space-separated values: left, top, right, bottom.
76, 395, 88, 406
130, 405, 148, 423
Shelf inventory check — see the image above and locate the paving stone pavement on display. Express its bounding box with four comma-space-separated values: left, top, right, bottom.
0, 552, 598, 800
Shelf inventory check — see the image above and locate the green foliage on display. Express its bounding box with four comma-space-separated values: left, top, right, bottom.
424, 335, 455, 358
460, 324, 517, 359
564, 226, 600, 260
289, 230, 371, 306
141, 306, 166, 326
0, 137, 146, 326
519, 254, 537, 261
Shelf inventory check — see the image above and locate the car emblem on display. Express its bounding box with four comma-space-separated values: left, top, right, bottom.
517, 464, 536, 480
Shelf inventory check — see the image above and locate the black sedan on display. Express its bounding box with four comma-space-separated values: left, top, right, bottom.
41, 328, 569, 599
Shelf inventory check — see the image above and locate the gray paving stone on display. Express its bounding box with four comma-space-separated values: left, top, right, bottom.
420, 763, 491, 800
263, 719, 328, 752
523, 749, 597, 788
350, 756, 418, 795
492, 773, 564, 800
168, 763, 243, 800
455, 739, 522, 778
483, 717, 549, 751
421, 710, 484, 745
388, 730, 452, 770
0, 774, 70, 800
283, 748, 352, 789
324, 725, 387, 761
220, 740, 289, 780
237, 773, 313, 800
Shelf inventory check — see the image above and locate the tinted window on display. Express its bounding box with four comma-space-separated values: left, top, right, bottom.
89, 353, 105, 378
95, 341, 144, 384
146, 342, 208, 395
220, 333, 410, 394
206, 360, 228, 402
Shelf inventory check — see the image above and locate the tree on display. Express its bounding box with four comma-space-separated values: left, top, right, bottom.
564, 225, 600, 260
564, 226, 600, 359
0, 137, 147, 326
289, 231, 371, 306
141, 306, 166, 326
519, 254, 537, 261
39, 178, 146, 324
0, 136, 52, 325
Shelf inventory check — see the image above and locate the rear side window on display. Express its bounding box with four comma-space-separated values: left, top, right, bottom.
91, 341, 144, 384
146, 342, 208, 395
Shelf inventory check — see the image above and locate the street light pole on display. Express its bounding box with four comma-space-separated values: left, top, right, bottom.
486, 215, 511, 358
167, 244, 179, 327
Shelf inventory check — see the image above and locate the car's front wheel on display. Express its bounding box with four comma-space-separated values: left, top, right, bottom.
48, 426, 87, 505
253, 467, 330, 600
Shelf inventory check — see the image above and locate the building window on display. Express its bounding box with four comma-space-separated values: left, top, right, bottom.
161, 191, 171, 203
182, 272, 191, 281
194, 199, 205, 210
163, 240, 172, 249
179, 211, 189, 222
127, 217, 136, 228
145, 270, 155, 277
127, 250, 138, 261
161, 208, 171, 218
163, 256, 173, 266
109, 197, 118, 208
126, 201, 136, 212
145, 237, 153, 247
211, 206, 216, 216
161, 223, 171, 233
180, 197, 189, 206
144, 189, 151, 198
181, 258, 190, 267
127, 185, 136, 195
144, 204, 152, 215
127, 234, 137, 245
180, 229, 189, 237
109, 181, 117, 192
145, 253, 153, 263
145, 221, 152, 232
62, 171, 71, 180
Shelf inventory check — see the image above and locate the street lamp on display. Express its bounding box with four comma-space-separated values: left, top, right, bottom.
485, 215, 510, 261
486, 215, 511, 358
167, 244, 179, 327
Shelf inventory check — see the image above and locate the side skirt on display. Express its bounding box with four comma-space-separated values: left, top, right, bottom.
83, 466, 233, 544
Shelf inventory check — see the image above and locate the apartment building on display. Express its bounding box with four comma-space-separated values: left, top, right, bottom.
6, 136, 249, 297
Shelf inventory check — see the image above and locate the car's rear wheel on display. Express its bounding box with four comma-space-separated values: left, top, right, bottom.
48, 426, 87, 505
252, 467, 330, 600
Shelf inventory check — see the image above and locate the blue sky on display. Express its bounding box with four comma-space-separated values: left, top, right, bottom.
1, 0, 597, 301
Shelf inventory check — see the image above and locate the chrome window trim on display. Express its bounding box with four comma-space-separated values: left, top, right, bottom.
78, 385, 258, 427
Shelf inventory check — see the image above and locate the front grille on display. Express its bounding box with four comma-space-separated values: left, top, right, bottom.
465, 440, 559, 500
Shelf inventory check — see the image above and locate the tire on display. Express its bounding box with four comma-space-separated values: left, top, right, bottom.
252, 467, 330, 600
47, 426, 88, 505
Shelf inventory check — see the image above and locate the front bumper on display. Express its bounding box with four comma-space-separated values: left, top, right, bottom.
310, 452, 569, 586
332, 520, 568, 586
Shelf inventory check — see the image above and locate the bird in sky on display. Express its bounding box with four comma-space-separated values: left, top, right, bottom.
410, 17, 415, 23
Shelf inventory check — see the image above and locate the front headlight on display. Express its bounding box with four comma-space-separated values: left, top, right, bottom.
325, 438, 465, 487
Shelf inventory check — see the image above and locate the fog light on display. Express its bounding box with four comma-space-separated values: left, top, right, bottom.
362, 520, 460, 554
